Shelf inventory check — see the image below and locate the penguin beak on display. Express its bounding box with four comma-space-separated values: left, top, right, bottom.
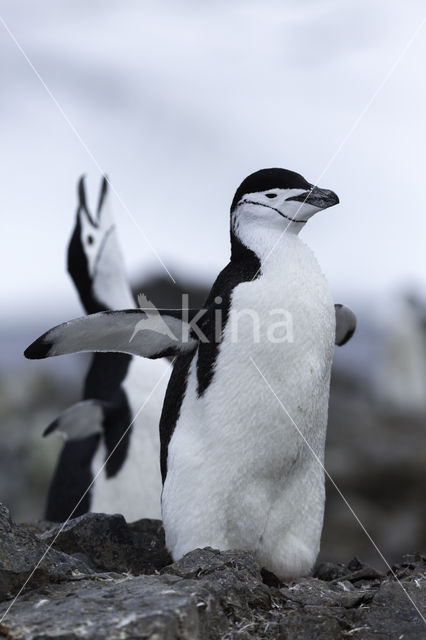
96, 175, 109, 223
77, 175, 98, 227
286, 187, 339, 210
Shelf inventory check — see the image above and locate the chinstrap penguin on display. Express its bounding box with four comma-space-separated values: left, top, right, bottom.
159, 168, 342, 580
25, 168, 356, 580
43, 176, 169, 522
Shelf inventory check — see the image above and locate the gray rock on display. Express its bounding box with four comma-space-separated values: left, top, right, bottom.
39, 512, 171, 574
162, 546, 272, 629
0, 503, 91, 602
356, 580, 426, 640
1, 573, 214, 640
1, 505, 425, 639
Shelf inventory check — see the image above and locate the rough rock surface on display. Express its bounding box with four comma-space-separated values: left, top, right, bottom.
0, 504, 91, 602
0, 504, 425, 639
38, 512, 172, 574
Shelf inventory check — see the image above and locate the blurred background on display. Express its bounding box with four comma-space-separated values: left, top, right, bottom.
0, 0, 425, 568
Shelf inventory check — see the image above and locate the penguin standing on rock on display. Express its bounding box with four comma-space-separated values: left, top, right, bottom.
43, 176, 169, 522
26, 168, 355, 580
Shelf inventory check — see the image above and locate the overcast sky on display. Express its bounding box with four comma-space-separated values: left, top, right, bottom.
1, 0, 425, 325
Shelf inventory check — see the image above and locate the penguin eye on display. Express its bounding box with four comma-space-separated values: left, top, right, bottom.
265, 193, 277, 199
87, 235, 94, 245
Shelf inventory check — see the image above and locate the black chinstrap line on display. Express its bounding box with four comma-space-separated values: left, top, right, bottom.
241, 199, 308, 224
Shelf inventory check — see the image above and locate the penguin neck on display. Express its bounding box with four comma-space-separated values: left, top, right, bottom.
231, 221, 302, 266
91, 234, 135, 310
92, 269, 134, 311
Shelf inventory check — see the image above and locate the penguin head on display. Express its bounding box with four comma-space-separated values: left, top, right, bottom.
230, 168, 339, 251
67, 175, 124, 313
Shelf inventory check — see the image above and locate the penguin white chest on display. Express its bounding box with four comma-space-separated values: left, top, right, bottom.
90, 357, 169, 521
162, 235, 335, 579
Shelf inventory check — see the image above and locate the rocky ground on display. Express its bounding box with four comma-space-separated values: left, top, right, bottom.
2, 363, 425, 568
0, 503, 425, 639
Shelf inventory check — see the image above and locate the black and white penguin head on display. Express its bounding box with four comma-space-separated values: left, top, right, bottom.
230, 168, 339, 254
68, 176, 132, 313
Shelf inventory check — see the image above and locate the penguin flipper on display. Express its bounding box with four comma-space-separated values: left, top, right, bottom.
44, 399, 104, 440
24, 309, 197, 360
334, 304, 357, 346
